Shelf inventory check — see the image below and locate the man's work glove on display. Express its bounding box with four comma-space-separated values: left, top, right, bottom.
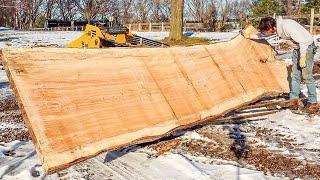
299, 56, 306, 68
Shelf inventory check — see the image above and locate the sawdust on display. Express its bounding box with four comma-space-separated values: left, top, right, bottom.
0, 97, 20, 112
0, 97, 30, 143
153, 139, 182, 157
0, 127, 30, 142
148, 121, 320, 179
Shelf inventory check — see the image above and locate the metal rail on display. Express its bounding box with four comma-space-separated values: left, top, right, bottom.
128, 35, 169, 48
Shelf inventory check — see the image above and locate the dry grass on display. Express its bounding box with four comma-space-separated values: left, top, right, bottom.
162, 37, 211, 46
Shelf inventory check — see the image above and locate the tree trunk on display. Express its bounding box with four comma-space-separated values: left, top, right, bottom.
286, 0, 292, 15
169, 0, 184, 41
86, 12, 91, 23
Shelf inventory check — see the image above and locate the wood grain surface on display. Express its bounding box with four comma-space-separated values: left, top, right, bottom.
2, 26, 289, 173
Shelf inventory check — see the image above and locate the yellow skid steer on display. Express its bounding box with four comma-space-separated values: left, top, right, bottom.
67, 24, 169, 48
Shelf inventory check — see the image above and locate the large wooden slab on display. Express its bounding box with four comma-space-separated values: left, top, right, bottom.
2, 27, 289, 173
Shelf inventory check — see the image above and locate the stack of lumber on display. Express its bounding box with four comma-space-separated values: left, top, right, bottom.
1, 26, 289, 173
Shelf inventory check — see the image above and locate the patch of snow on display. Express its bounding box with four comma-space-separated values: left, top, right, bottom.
0, 121, 26, 130
135, 31, 238, 41
0, 140, 23, 153
314, 34, 320, 46
0, 31, 82, 48
189, 32, 238, 41
0, 140, 285, 180
0, 141, 40, 180
182, 131, 212, 142
181, 154, 285, 180
4, 170, 34, 180
0, 42, 6, 48
0, 30, 238, 49
0, 27, 10, 31
135, 32, 169, 41
0, 66, 14, 98
254, 109, 320, 162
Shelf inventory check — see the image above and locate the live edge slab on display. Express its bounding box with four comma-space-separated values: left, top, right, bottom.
1, 26, 289, 173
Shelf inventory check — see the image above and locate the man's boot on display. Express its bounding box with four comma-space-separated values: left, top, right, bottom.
288, 98, 304, 110
303, 103, 320, 115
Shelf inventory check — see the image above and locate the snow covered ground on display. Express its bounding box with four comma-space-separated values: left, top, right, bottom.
0, 142, 285, 180
0, 30, 320, 179
0, 30, 83, 48
0, 30, 240, 48
0, 27, 10, 31
135, 31, 239, 42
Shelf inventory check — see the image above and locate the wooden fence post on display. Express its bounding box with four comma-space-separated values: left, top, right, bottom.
184, 22, 187, 32
149, 23, 152, 32
310, 8, 314, 33
128, 24, 132, 32
161, 22, 164, 32
138, 23, 141, 31
71, 21, 74, 31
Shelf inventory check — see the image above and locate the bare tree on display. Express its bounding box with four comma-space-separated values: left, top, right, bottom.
18, 0, 45, 28
206, 1, 217, 30
75, 0, 112, 22
288, 0, 302, 15
284, 0, 293, 15
221, 0, 231, 23
57, 0, 77, 21
0, 0, 16, 27
161, 0, 171, 21
186, 0, 217, 23
44, 0, 57, 19
230, 0, 251, 28
215, 0, 232, 31
75, 0, 95, 22
150, 0, 170, 22
186, 0, 206, 22
295, 0, 303, 15
133, 0, 151, 22
116, 0, 133, 24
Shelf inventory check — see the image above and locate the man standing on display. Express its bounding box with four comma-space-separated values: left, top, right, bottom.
251, 17, 318, 110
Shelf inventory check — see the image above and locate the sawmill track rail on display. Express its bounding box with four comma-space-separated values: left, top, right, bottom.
128, 35, 169, 48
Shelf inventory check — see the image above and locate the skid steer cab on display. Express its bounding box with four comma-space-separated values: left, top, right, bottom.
67, 23, 169, 48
